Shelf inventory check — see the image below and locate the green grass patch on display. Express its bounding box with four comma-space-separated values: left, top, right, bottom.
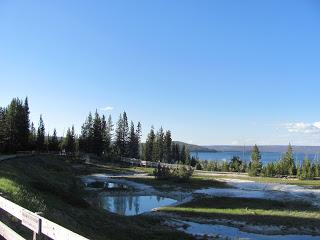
127, 176, 230, 191
194, 173, 320, 187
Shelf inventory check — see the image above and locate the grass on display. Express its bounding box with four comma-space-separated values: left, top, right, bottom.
0, 155, 194, 240
126, 176, 230, 191
75, 160, 155, 176
160, 196, 320, 229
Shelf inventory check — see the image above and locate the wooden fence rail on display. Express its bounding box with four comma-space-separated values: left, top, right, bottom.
120, 157, 194, 169
0, 196, 89, 240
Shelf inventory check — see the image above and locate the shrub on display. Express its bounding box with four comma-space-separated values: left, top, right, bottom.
153, 165, 194, 181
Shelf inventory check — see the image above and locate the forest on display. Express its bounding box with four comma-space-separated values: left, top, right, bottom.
0, 97, 193, 164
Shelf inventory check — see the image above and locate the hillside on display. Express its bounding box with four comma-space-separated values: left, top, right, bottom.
0, 155, 192, 240
174, 141, 217, 152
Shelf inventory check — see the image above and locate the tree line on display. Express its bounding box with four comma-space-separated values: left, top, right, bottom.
196, 144, 320, 180
0, 97, 72, 153
250, 144, 320, 180
78, 111, 142, 159
0, 97, 192, 163
142, 127, 195, 164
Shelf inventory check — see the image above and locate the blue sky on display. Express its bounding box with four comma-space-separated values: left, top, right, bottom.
1, 0, 320, 145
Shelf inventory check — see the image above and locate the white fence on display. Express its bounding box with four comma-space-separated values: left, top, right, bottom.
0, 196, 89, 240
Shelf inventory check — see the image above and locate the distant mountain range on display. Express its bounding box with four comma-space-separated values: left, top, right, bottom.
174, 142, 320, 153
202, 145, 320, 154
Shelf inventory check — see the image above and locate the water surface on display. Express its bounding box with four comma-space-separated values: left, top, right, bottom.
179, 221, 320, 240
191, 151, 319, 164
100, 195, 176, 216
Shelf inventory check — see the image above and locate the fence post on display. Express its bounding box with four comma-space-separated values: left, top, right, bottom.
33, 212, 43, 240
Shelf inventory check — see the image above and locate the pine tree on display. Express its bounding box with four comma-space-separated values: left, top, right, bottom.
128, 121, 136, 158
36, 115, 45, 151
63, 126, 76, 155
79, 112, 93, 153
158, 127, 165, 162
249, 144, 262, 176
5, 98, 21, 152
92, 111, 103, 156
115, 112, 129, 157
101, 115, 107, 155
128, 121, 141, 159
21, 97, 30, 150
115, 113, 124, 156
0, 107, 6, 152
230, 156, 242, 172
282, 144, 296, 175
164, 130, 172, 163
135, 122, 142, 158
153, 127, 164, 162
301, 157, 312, 180
122, 111, 129, 156
45, 133, 50, 152
0, 97, 30, 153
49, 128, 60, 152
144, 126, 155, 161
180, 145, 187, 164
103, 115, 113, 157
29, 122, 37, 151
171, 143, 180, 163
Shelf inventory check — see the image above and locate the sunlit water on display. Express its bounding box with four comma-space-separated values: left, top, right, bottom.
191, 151, 319, 164
178, 221, 320, 240
100, 195, 176, 216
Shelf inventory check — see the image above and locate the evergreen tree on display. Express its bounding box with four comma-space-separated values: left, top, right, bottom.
128, 121, 136, 158
92, 111, 103, 156
301, 157, 312, 180
249, 144, 262, 176
103, 115, 113, 157
135, 122, 142, 158
122, 111, 129, 156
296, 163, 302, 179
115, 112, 129, 157
144, 126, 155, 161
153, 127, 164, 162
222, 160, 229, 172
5, 98, 22, 152
128, 121, 141, 159
115, 113, 124, 156
171, 143, 181, 163
79, 112, 93, 153
0, 107, 6, 152
29, 122, 37, 151
49, 128, 60, 152
314, 162, 320, 178
164, 130, 172, 163
229, 156, 242, 172
282, 144, 296, 175
180, 145, 187, 164
36, 115, 45, 151
0, 98, 32, 152
63, 126, 76, 155
20, 97, 30, 150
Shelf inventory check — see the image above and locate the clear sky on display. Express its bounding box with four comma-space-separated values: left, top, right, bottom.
1, 0, 320, 145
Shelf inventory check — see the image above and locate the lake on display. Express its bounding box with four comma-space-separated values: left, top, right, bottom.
191, 151, 320, 164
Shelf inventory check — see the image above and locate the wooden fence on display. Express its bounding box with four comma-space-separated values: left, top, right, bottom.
120, 157, 193, 169
0, 196, 89, 240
